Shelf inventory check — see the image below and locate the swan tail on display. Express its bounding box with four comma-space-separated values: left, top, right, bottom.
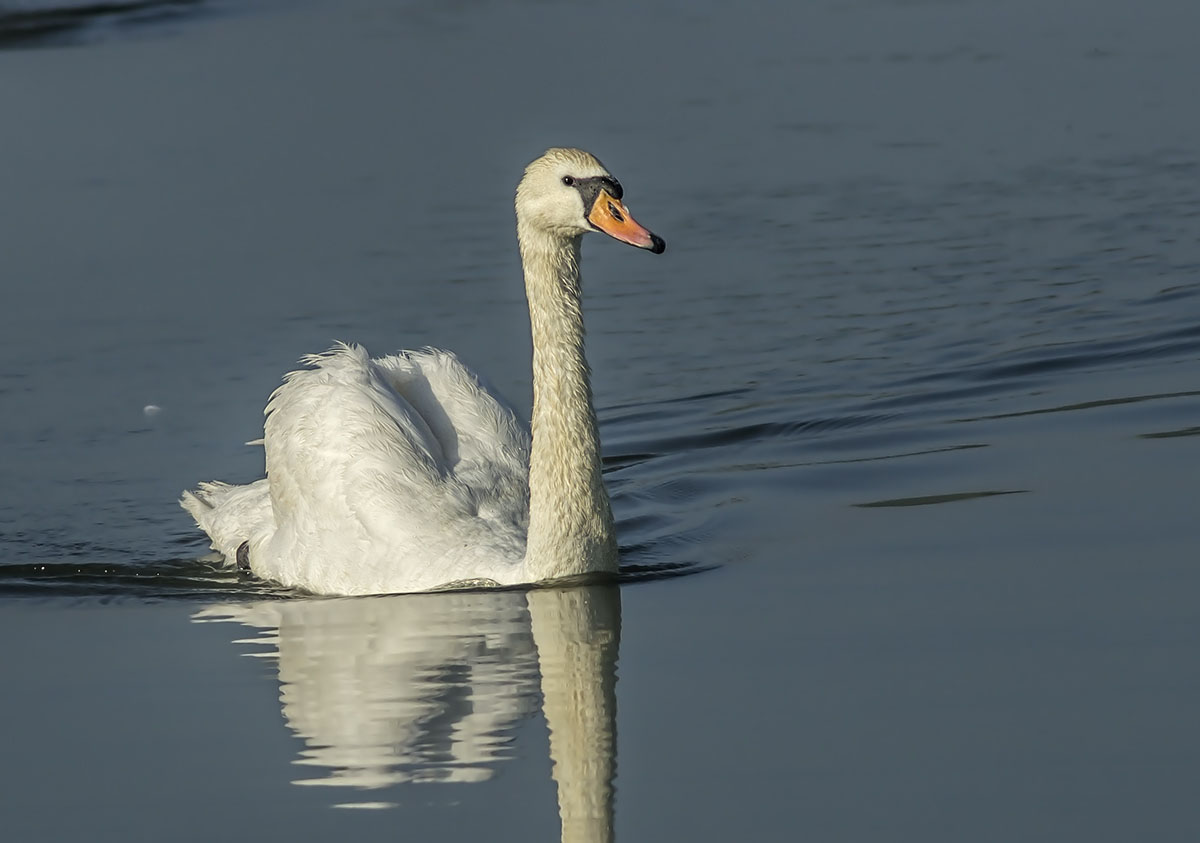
180, 479, 274, 566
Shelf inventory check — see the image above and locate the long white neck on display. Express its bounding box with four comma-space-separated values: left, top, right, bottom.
519, 223, 618, 581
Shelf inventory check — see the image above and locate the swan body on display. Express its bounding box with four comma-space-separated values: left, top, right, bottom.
182, 148, 664, 595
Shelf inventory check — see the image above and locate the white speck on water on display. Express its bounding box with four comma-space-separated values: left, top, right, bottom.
143, 404, 163, 416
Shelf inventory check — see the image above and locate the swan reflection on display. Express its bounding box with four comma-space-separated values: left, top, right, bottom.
194, 584, 619, 840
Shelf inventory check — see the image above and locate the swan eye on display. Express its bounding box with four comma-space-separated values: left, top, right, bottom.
561, 176, 575, 186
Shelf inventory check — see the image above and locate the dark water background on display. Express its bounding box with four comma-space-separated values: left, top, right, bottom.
2, 0, 1198, 840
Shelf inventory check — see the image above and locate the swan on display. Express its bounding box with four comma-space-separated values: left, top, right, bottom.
181, 148, 665, 595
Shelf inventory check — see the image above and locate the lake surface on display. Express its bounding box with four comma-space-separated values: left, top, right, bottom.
2, 0, 1199, 840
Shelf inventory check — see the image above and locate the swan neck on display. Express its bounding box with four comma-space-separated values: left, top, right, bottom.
520, 225, 617, 581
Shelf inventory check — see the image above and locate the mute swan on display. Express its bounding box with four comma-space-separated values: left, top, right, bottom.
182, 148, 664, 595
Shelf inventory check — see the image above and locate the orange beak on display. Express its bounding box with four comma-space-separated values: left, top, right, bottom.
587, 190, 665, 254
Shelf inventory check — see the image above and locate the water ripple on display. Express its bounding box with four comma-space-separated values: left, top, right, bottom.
0, 553, 707, 601
854, 489, 1028, 508
0, 0, 206, 48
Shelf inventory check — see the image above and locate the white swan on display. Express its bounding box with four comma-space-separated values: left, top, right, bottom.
181, 148, 664, 595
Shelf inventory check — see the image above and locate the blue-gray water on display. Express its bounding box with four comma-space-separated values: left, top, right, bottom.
2, 0, 1198, 840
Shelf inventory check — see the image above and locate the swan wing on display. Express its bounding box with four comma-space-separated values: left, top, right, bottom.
370, 347, 530, 501
258, 343, 530, 593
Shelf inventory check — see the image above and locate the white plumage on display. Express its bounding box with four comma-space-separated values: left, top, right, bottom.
182, 148, 664, 595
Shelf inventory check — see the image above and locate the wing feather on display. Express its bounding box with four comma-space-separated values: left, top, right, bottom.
229, 343, 531, 592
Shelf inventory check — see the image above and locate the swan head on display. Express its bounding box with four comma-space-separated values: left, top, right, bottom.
516, 148, 665, 254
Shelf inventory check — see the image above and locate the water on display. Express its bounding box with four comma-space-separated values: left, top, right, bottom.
2, 0, 1199, 839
